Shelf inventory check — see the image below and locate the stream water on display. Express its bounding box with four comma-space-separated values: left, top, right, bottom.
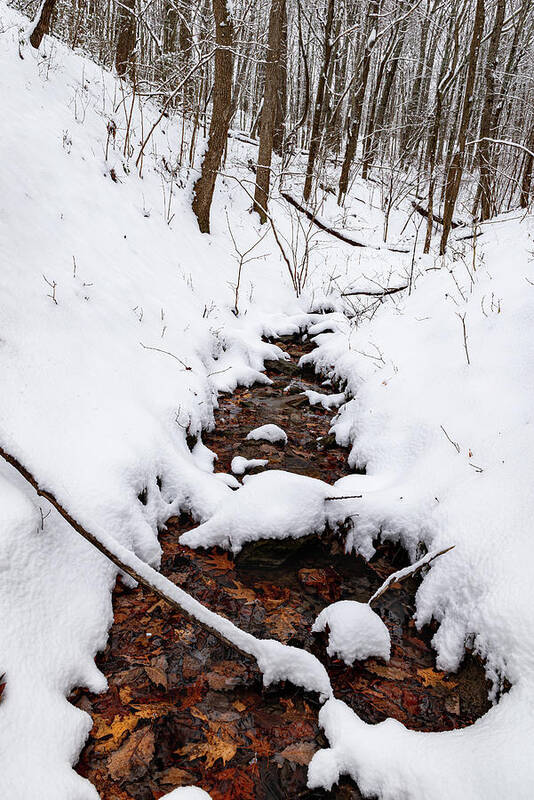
73, 336, 490, 800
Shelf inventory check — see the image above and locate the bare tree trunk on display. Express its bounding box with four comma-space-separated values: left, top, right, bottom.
191, 0, 234, 233
440, 0, 485, 255
520, 126, 534, 208
303, 0, 335, 203
272, 0, 288, 155
362, 20, 406, 178
115, 0, 136, 78
474, 0, 505, 220
254, 0, 286, 223
338, 0, 379, 202
400, 0, 432, 159
29, 0, 58, 48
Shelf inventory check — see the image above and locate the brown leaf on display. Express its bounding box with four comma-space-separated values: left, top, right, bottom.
92, 713, 139, 754
107, 726, 155, 781
275, 741, 317, 766
177, 734, 237, 770
417, 667, 457, 688
145, 665, 168, 689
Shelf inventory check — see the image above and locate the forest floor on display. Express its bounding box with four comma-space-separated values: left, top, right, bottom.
72, 337, 490, 800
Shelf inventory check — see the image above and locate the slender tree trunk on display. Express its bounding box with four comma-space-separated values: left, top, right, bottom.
400, 0, 432, 159
254, 0, 285, 223
338, 0, 379, 202
29, 0, 58, 48
362, 21, 406, 178
191, 0, 234, 233
440, 0, 485, 255
520, 126, 534, 208
115, 0, 136, 78
273, 0, 288, 155
303, 0, 335, 203
474, 0, 505, 220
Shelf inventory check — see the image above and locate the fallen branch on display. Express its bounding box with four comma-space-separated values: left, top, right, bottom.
368, 546, 455, 607
411, 201, 463, 229
0, 444, 331, 699
341, 285, 407, 298
281, 192, 409, 253
325, 494, 363, 501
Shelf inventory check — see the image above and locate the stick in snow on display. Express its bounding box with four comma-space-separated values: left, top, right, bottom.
368, 546, 455, 607
281, 192, 410, 253
341, 286, 407, 298
0, 445, 332, 700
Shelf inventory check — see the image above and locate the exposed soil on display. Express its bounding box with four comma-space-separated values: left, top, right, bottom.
73, 336, 491, 800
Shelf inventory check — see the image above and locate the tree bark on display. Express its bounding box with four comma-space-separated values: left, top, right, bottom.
115, 0, 136, 78
520, 126, 534, 209
253, 0, 285, 223
29, 0, 58, 48
362, 19, 407, 178
303, 0, 335, 203
272, 0, 288, 155
338, 0, 379, 202
191, 0, 234, 233
474, 0, 505, 220
440, 0, 485, 255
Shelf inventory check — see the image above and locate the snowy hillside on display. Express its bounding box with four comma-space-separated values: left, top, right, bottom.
1, 2, 534, 799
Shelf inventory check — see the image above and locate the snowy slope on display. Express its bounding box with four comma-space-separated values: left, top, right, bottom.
304, 215, 534, 798
0, 6, 308, 798
2, 3, 534, 799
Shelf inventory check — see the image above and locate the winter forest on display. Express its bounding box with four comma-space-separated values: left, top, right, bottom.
1, 0, 534, 796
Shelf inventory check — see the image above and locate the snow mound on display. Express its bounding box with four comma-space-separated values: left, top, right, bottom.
255, 639, 332, 702
230, 456, 269, 475
246, 424, 288, 444
303, 390, 345, 410
179, 470, 330, 553
312, 601, 390, 665
160, 788, 212, 799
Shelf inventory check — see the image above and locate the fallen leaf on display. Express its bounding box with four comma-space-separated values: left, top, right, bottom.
107, 726, 155, 781
92, 713, 139, 753
177, 733, 237, 769
275, 741, 316, 766
145, 665, 168, 689
417, 667, 457, 688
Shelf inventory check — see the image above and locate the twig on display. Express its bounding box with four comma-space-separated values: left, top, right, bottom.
325, 494, 363, 501
341, 285, 407, 298
368, 546, 455, 606
440, 425, 460, 453
281, 192, 409, 253
457, 312, 471, 365
140, 342, 191, 371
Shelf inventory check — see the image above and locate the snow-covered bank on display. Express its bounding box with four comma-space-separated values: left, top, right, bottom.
2, 2, 534, 798
0, 6, 310, 798
303, 215, 534, 797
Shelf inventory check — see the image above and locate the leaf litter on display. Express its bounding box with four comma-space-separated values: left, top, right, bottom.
72, 337, 491, 799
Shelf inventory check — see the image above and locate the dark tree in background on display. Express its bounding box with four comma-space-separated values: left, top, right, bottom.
191, 0, 234, 233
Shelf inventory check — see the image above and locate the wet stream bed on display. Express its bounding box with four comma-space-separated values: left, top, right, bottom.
73, 337, 490, 800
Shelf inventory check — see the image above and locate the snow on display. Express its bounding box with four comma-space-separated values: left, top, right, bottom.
2, 2, 534, 798
246, 423, 288, 444
302, 214, 534, 796
303, 389, 345, 410
230, 455, 269, 474
180, 470, 330, 553
0, 6, 321, 797
312, 601, 391, 665
160, 788, 212, 799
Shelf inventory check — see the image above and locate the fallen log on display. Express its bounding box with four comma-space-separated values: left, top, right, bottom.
411, 201, 463, 229
0, 444, 332, 701
281, 191, 409, 253
341, 285, 407, 298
